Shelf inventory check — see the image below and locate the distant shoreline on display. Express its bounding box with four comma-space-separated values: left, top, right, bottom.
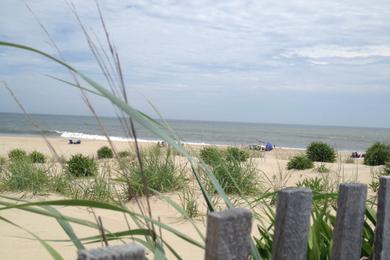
0, 134, 365, 154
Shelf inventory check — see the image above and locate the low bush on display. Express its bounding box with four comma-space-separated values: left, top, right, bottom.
97, 146, 113, 159
8, 149, 27, 161
124, 146, 185, 198
66, 154, 97, 177
0, 156, 6, 173
70, 176, 113, 202
306, 142, 336, 162
29, 151, 46, 163
383, 162, 390, 176
287, 155, 314, 170
199, 146, 258, 195
364, 142, 390, 166
296, 177, 327, 193
225, 147, 249, 162
316, 164, 330, 173
118, 150, 131, 158
200, 146, 224, 165
4, 159, 49, 193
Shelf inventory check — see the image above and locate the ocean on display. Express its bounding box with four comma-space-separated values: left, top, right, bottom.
0, 112, 389, 151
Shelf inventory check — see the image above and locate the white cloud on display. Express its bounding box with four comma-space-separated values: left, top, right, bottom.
282, 45, 390, 59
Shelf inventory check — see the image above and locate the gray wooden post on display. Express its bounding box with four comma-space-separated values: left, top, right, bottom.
77, 244, 145, 260
374, 176, 390, 260
331, 183, 367, 260
204, 208, 252, 260
272, 188, 312, 260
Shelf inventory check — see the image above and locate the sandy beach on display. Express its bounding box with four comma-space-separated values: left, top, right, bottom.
0, 135, 382, 259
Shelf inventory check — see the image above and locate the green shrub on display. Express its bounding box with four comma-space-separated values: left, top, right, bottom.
364, 142, 390, 166
306, 142, 336, 162
124, 146, 185, 198
50, 174, 72, 194
97, 146, 113, 159
287, 155, 314, 170
4, 159, 49, 193
199, 146, 258, 195
29, 151, 46, 163
0, 156, 6, 170
69, 176, 112, 202
316, 163, 330, 173
8, 149, 27, 161
66, 154, 97, 177
383, 162, 390, 175
225, 147, 249, 162
296, 177, 327, 193
200, 146, 224, 165
118, 150, 131, 158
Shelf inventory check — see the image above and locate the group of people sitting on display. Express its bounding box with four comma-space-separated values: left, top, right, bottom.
68, 139, 81, 145
351, 151, 365, 158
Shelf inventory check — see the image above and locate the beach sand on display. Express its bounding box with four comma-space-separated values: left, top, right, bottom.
0, 135, 381, 259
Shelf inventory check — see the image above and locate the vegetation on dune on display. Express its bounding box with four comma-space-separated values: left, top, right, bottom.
8, 148, 28, 161
118, 150, 131, 158
383, 161, 390, 175
364, 142, 390, 166
200, 146, 259, 195
1, 158, 49, 194
287, 154, 314, 170
225, 147, 250, 162
306, 142, 336, 163
97, 146, 113, 159
29, 150, 46, 163
316, 163, 330, 173
66, 154, 97, 177
121, 146, 186, 198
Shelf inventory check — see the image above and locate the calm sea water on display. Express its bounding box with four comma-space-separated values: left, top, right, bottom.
0, 112, 389, 151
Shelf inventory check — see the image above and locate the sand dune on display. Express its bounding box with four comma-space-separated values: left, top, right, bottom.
0, 135, 381, 259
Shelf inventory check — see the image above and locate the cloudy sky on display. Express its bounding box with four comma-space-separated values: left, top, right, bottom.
0, 0, 390, 128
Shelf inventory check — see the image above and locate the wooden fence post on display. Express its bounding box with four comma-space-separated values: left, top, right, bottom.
272, 188, 312, 260
77, 244, 145, 260
331, 183, 367, 260
204, 208, 252, 260
374, 176, 390, 260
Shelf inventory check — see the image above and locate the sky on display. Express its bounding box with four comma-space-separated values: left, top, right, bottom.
0, 0, 390, 128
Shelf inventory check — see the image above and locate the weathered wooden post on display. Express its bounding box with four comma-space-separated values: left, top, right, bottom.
77, 243, 145, 260
374, 176, 390, 260
204, 208, 252, 260
272, 188, 312, 260
331, 183, 367, 260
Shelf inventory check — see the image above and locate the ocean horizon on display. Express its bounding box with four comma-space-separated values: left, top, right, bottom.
1, 112, 389, 152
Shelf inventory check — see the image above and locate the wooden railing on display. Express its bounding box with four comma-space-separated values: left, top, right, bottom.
77, 176, 390, 260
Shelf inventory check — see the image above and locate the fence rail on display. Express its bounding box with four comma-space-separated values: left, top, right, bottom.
77, 176, 390, 260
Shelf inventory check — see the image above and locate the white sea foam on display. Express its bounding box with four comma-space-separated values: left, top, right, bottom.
54, 130, 218, 146
55, 131, 158, 143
